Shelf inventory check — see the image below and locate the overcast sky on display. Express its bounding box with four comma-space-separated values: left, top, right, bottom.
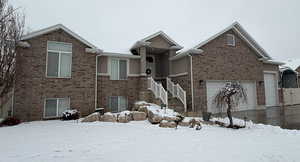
11, 0, 300, 66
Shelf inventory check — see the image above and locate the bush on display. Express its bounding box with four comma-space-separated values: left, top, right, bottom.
0, 117, 21, 126
62, 109, 79, 120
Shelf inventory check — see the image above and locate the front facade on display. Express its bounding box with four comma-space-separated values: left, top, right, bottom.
9, 22, 283, 121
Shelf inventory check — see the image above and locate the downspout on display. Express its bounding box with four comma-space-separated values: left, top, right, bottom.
95, 55, 99, 110
188, 54, 195, 112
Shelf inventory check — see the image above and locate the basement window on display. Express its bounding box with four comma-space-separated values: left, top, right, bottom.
226, 34, 235, 46
44, 98, 70, 118
108, 96, 127, 112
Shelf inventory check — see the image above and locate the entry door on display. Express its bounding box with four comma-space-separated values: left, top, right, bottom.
264, 73, 278, 107
146, 55, 155, 77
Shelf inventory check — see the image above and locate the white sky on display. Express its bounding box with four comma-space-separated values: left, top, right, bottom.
11, 0, 300, 66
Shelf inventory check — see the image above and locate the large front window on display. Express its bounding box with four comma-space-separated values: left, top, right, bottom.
46, 41, 72, 78
110, 58, 127, 80
44, 98, 70, 118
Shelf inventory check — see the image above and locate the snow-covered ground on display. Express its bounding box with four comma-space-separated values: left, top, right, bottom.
0, 119, 300, 162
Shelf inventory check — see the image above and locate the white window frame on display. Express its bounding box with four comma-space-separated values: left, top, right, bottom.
43, 97, 70, 118
108, 57, 129, 80
46, 41, 73, 78
226, 34, 235, 46
108, 96, 128, 112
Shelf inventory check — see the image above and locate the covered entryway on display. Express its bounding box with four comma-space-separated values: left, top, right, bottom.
206, 81, 257, 113
264, 72, 278, 107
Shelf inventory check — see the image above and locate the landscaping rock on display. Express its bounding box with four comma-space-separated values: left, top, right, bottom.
159, 120, 176, 128
81, 112, 101, 122
179, 121, 190, 127
138, 106, 148, 116
132, 111, 147, 121
133, 101, 151, 111
148, 110, 163, 124
117, 111, 132, 123
163, 116, 180, 122
100, 112, 117, 122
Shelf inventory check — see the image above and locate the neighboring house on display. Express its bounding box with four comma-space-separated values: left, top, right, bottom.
11, 22, 284, 121
279, 66, 298, 88
296, 66, 300, 86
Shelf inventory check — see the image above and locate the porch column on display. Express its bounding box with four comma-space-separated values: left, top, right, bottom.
168, 49, 176, 76
140, 46, 147, 76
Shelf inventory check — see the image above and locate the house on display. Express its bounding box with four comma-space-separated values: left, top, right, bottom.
9, 22, 284, 121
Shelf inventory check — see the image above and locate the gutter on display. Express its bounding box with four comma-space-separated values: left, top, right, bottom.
95, 55, 99, 110
188, 54, 195, 112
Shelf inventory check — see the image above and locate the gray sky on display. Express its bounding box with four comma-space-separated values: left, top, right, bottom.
11, 0, 300, 66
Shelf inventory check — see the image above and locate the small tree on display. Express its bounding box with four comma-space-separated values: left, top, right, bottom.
213, 82, 247, 128
0, 0, 24, 98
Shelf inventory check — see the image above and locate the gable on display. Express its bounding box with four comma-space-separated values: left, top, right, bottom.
21, 24, 100, 50
148, 35, 174, 49
194, 22, 271, 59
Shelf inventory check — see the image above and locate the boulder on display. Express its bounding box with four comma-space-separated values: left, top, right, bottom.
117, 111, 131, 123
138, 106, 148, 116
132, 111, 147, 121
179, 121, 190, 127
148, 110, 163, 124
163, 116, 180, 122
100, 112, 117, 122
133, 101, 151, 111
159, 120, 176, 128
81, 112, 100, 122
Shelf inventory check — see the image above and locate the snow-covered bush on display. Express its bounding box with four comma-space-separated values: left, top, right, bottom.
0, 117, 21, 126
62, 109, 79, 120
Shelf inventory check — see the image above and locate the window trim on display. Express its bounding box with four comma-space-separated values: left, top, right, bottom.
226, 34, 235, 46
108, 57, 129, 80
108, 96, 128, 112
46, 41, 73, 78
43, 97, 70, 118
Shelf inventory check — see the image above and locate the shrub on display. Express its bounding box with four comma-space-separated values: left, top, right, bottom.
62, 109, 79, 120
0, 117, 21, 126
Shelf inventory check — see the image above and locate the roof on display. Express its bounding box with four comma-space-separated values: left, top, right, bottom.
21, 24, 101, 50
131, 30, 183, 50
192, 21, 272, 59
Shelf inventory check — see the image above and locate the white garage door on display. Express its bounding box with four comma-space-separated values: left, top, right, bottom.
264, 73, 278, 107
206, 81, 257, 113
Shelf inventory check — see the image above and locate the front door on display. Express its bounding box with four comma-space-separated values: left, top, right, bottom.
146, 55, 155, 78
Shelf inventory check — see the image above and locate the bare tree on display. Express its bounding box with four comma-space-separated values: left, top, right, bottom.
213, 82, 247, 128
0, 0, 24, 98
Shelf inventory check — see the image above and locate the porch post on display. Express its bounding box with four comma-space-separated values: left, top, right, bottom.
168, 49, 176, 76
140, 46, 147, 76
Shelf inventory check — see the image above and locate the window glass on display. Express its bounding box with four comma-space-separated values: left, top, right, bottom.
58, 98, 70, 116
60, 53, 72, 77
48, 41, 72, 52
119, 60, 127, 80
110, 59, 119, 80
227, 34, 235, 46
45, 99, 57, 117
47, 52, 59, 77
109, 96, 119, 112
118, 96, 127, 112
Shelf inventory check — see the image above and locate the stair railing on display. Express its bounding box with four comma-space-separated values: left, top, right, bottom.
166, 77, 187, 112
148, 77, 168, 107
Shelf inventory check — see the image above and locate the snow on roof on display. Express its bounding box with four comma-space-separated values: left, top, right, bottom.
282, 59, 300, 70
21, 24, 101, 50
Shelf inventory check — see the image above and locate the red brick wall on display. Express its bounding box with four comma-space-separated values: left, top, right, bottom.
14, 29, 97, 121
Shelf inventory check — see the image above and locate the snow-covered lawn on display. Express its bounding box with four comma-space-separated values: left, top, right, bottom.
0, 119, 300, 162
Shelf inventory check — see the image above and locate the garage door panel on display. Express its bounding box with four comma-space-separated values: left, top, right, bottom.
206, 81, 256, 113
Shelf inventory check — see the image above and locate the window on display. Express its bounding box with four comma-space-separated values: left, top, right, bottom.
226, 34, 235, 46
110, 58, 127, 80
47, 41, 72, 78
44, 98, 70, 117
108, 96, 127, 112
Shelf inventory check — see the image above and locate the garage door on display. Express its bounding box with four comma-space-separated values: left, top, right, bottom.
264, 73, 278, 107
206, 81, 257, 113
